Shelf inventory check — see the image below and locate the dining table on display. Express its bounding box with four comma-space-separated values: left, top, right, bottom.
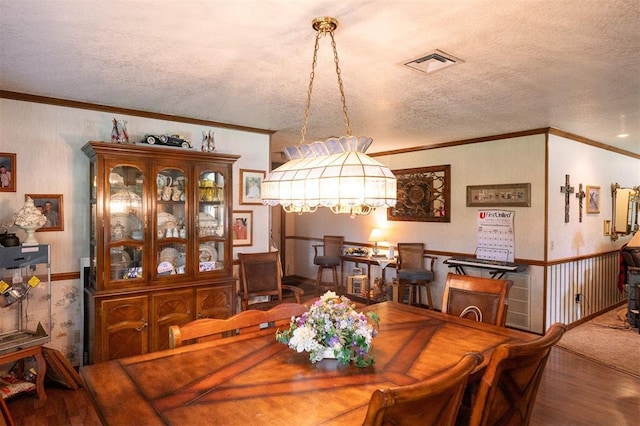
80, 301, 535, 425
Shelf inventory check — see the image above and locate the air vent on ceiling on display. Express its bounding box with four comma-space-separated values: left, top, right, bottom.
404, 49, 464, 74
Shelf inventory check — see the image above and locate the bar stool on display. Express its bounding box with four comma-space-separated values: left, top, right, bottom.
313, 236, 344, 295
396, 243, 436, 309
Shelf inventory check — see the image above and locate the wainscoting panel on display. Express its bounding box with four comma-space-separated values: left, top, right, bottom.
546, 252, 624, 329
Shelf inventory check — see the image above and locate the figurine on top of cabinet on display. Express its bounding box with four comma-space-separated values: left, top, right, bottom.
202, 130, 216, 152
111, 118, 129, 144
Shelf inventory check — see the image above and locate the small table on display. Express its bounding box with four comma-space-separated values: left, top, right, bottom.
0, 345, 47, 401
81, 302, 535, 425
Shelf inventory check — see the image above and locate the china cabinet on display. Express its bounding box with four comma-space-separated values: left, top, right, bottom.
82, 142, 239, 363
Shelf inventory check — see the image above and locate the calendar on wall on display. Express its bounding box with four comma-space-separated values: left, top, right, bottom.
476, 210, 515, 262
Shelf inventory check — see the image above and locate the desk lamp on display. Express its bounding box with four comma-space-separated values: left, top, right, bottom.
368, 228, 386, 257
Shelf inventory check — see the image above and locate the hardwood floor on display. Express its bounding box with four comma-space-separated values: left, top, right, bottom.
4, 345, 638, 425
530, 347, 639, 426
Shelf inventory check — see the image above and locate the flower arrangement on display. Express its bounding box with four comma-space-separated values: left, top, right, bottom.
276, 291, 379, 367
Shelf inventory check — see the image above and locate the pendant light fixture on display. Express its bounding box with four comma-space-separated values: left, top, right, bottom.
261, 17, 397, 217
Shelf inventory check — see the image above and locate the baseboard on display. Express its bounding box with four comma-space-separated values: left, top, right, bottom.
566, 300, 627, 331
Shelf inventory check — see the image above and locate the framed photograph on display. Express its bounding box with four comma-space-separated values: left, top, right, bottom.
232, 210, 253, 246
586, 185, 600, 214
239, 169, 265, 205
27, 194, 64, 232
466, 183, 531, 207
388, 165, 451, 222
0, 152, 16, 192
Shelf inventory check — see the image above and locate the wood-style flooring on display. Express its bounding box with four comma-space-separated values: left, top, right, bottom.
4, 345, 638, 425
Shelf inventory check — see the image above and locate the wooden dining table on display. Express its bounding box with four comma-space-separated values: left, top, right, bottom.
80, 301, 535, 425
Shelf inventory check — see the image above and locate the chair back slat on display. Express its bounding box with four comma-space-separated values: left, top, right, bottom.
169, 302, 307, 349
239, 252, 282, 296
442, 273, 513, 326
237, 252, 304, 311
363, 352, 483, 426
323, 236, 344, 257
397, 243, 425, 269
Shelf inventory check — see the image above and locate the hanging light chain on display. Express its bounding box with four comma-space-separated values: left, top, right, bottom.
329, 30, 352, 137
300, 17, 352, 145
300, 30, 322, 145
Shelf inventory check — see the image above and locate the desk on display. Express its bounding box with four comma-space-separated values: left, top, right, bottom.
81, 302, 534, 425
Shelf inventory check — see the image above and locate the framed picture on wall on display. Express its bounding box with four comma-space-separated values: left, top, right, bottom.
232, 210, 253, 246
466, 183, 531, 207
586, 185, 600, 214
387, 165, 451, 222
27, 194, 64, 231
239, 169, 265, 205
0, 152, 16, 192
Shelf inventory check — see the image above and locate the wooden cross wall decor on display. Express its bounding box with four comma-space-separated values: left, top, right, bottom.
560, 174, 574, 223
576, 183, 586, 222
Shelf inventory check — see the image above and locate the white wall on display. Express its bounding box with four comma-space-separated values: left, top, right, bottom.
0, 98, 270, 363
547, 134, 640, 257
291, 135, 546, 280
288, 131, 639, 332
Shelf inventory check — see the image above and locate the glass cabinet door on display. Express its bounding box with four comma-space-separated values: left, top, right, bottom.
197, 169, 226, 274
155, 167, 188, 279
107, 164, 145, 284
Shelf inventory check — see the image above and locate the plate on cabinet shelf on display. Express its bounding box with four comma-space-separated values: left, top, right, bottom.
157, 261, 174, 276
198, 244, 217, 262
160, 247, 179, 265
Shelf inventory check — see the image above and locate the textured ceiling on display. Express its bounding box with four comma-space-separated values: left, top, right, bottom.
1, 0, 639, 156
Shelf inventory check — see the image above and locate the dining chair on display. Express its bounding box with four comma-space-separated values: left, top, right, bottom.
362, 352, 483, 426
467, 322, 566, 426
441, 272, 513, 326
396, 243, 436, 308
168, 302, 307, 348
313, 236, 344, 295
237, 251, 304, 311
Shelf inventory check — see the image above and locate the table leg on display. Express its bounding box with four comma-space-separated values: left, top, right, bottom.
33, 347, 47, 401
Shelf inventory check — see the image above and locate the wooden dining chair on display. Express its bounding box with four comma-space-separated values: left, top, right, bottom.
466, 323, 566, 426
441, 272, 513, 326
363, 352, 483, 426
168, 302, 307, 348
396, 243, 436, 308
237, 251, 304, 311
313, 235, 344, 295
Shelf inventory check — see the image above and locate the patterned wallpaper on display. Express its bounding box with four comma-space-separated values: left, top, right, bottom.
50, 279, 83, 366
